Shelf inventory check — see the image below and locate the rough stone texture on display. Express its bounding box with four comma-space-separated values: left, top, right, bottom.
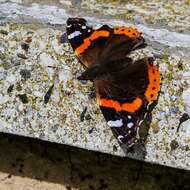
1, 0, 190, 170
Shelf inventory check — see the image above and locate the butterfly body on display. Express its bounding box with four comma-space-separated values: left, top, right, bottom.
66, 18, 160, 147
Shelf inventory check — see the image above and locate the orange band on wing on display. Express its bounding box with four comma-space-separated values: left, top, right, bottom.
75, 30, 110, 56
145, 63, 160, 102
97, 97, 143, 113
113, 26, 141, 39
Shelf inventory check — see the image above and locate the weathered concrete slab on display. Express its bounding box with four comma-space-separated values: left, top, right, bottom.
1, 0, 190, 170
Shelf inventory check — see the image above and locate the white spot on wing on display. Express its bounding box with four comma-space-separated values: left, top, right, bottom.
128, 115, 132, 119
107, 119, 123, 127
68, 31, 82, 39
144, 112, 148, 118
82, 25, 86, 29
127, 122, 134, 128
139, 120, 144, 126
68, 34, 74, 39
118, 135, 124, 143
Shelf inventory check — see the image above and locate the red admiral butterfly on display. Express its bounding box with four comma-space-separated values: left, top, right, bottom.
66, 18, 160, 147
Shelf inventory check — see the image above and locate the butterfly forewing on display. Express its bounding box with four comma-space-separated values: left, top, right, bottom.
66, 18, 145, 68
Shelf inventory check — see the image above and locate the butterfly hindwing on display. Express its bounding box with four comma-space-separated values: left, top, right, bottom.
96, 58, 160, 146
100, 106, 140, 145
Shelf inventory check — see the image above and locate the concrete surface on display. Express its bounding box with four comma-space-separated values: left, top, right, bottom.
0, 133, 190, 190
1, 0, 190, 171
